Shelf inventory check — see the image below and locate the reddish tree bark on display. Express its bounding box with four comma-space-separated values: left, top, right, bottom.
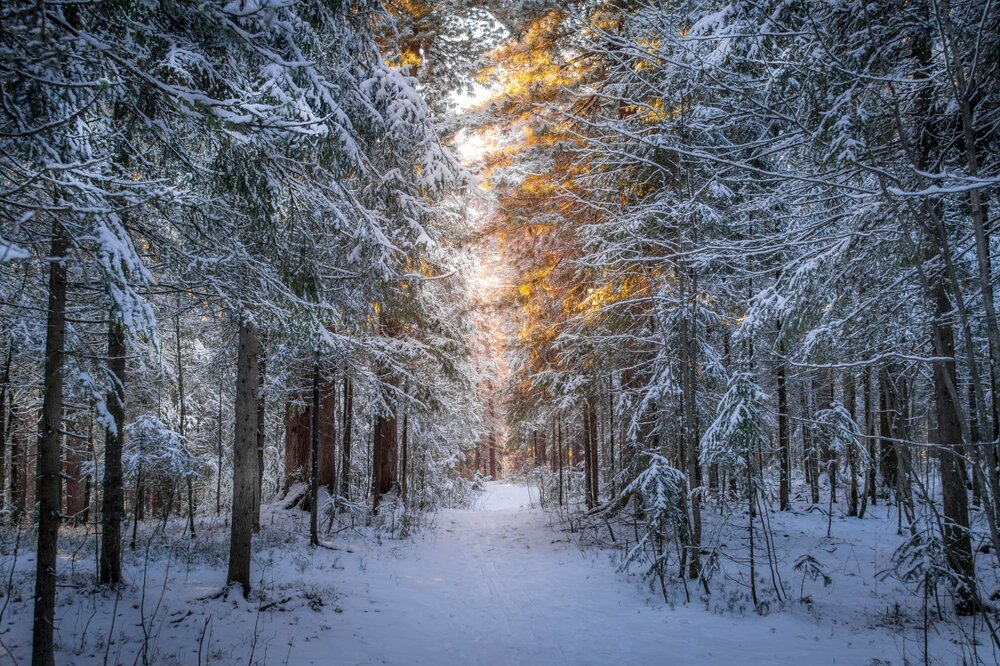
62, 440, 88, 521
283, 398, 310, 491
33, 222, 68, 666
339, 376, 353, 500
488, 432, 497, 479
372, 404, 398, 510
317, 385, 337, 491
10, 427, 24, 520
285, 383, 338, 494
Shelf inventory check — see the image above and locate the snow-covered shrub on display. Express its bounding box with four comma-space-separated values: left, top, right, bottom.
528, 466, 561, 508
471, 471, 489, 491
700, 373, 770, 476
124, 415, 203, 496
372, 490, 406, 539
621, 453, 688, 599
882, 513, 968, 610
815, 401, 866, 463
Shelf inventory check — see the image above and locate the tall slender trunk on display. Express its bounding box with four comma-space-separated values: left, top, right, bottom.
590, 398, 600, 506
83, 408, 93, 524
748, 457, 758, 608
969, 384, 984, 508
557, 414, 564, 507
859, 367, 875, 519
681, 269, 701, 578
882, 367, 915, 527
583, 400, 593, 509
253, 355, 266, 532
310, 360, 320, 547
879, 369, 898, 494
607, 378, 615, 495
803, 376, 820, 504
822, 372, 837, 502
400, 409, 409, 499
216, 377, 223, 516
10, 424, 23, 522
227, 320, 260, 596
937, 2, 1000, 518
777, 335, 790, 511
32, 222, 68, 666
896, 1, 988, 602
339, 375, 353, 501
130, 467, 142, 549
175, 312, 196, 539
844, 373, 859, 517
931, 284, 979, 614
100, 318, 126, 585
550, 418, 558, 473
488, 431, 497, 479
0, 342, 11, 513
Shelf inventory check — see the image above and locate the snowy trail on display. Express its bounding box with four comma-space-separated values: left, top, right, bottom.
0, 481, 920, 664
302, 482, 903, 666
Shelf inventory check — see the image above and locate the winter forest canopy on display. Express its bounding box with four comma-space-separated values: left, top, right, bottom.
1, 0, 999, 664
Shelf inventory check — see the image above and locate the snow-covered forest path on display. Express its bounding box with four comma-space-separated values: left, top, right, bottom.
1, 481, 919, 664
319, 482, 902, 665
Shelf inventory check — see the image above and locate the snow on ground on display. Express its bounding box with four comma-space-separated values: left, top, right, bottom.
0, 482, 984, 664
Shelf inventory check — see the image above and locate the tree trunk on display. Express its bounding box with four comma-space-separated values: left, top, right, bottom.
859, 367, 875, 519
371, 388, 398, 511
777, 339, 790, 511
283, 399, 310, 492
317, 382, 337, 492
62, 416, 87, 522
938, 2, 1000, 528
100, 319, 126, 586
679, 271, 701, 578
0, 342, 11, 514
488, 431, 497, 479
803, 376, 820, 504
931, 284, 979, 614
557, 415, 564, 506
583, 401, 593, 509
589, 398, 600, 507
310, 360, 320, 547
10, 425, 23, 522
253, 355, 266, 532
821, 371, 837, 502
606, 381, 614, 493
881, 367, 914, 526
175, 312, 196, 539
400, 409, 409, 499
844, 373, 859, 517
339, 375, 353, 501
550, 418, 558, 473
216, 378, 223, 516
32, 222, 68, 666
878, 369, 898, 493
227, 320, 260, 596
83, 410, 94, 525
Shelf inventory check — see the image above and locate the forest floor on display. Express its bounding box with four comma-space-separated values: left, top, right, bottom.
0, 482, 990, 665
